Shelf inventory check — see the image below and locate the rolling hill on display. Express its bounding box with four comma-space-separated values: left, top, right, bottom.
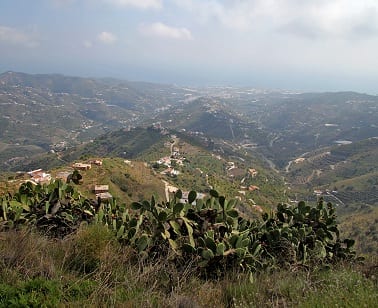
0, 71, 192, 170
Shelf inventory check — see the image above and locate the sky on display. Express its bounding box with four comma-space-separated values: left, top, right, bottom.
0, 0, 378, 93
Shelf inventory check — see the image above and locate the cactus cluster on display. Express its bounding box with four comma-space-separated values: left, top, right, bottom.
0, 179, 96, 237
0, 179, 357, 276
97, 189, 357, 276
256, 199, 356, 266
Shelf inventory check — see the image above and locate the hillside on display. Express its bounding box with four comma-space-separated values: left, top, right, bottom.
285, 137, 378, 207
0, 158, 165, 204
0, 71, 191, 171
248, 91, 378, 168
0, 126, 286, 218
0, 172, 376, 307
63, 126, 168, 161
66, 127, 286, 209
150, 97, 267, 144
283, 137, 378, 256
2, 71, 377, 176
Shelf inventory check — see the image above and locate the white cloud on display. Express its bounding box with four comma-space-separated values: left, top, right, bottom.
140, 22, 193, 40
97, 31, 117, 44
173, 0, 378, 39
0, 26, 39, 47
277, 1, 378, 39
104, 0, 162, 9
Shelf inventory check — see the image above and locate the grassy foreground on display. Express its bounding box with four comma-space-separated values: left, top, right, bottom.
0, 225, 376, 307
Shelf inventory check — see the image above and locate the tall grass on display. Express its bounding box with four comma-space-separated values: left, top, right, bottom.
0, 226, 377, 307
225, 265, 377, 307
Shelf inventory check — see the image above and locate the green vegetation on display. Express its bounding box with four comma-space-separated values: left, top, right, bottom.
0, 180, 376, 306
7, 152, 65, 173
76, 157, 165, 203
224, 264, 377, 307
1, 227, 376, 307
0, 180, 95, 237
339, 207, 378, 254
64, 127, 168, 162
2, 180, 356, 268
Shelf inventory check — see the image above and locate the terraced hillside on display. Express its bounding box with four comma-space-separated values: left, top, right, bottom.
286, 138, 378, 203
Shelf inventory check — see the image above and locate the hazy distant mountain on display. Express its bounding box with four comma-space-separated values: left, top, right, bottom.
230, 90, 378, 168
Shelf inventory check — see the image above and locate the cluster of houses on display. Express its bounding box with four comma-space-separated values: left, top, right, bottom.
226, 162, 259, 180
155, 139, 265, 216
163, 180, 206, 204
27, 168, 76, 186
71, 160, 102, 170
24, 159, 113, 201
155, 146, 186, 177
238, 185, 260, 194
227, 162, 260, 194
180, 191, 206, 204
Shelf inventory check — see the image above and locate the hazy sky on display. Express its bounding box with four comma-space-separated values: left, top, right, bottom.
1, 0, 378, 93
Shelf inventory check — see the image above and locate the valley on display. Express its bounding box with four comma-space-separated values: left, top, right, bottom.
0, 71, 377, 255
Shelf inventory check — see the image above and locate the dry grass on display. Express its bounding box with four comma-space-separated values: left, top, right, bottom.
0, 226, 377, 307
0, 228, 58, 280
